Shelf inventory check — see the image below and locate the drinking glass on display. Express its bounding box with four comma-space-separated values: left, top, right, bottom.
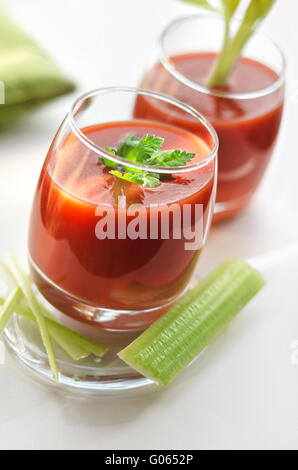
28, 87, 218, 331
135, 14, 285, 222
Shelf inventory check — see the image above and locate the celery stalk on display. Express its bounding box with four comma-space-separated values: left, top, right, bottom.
206, 0, 241, 87
36, 319, 92, 361
0, 258, 107, 360
34, 303, 107, 358
118, 258, 265, 386
182, 0, 276, 88
0, 287, 22, 334
13, 303, 89, 361
207, 0, 276, 87
42, 316, 107, 359
0, 298, 107, 361
6, 253, 59, 380
30, 305, 107, 358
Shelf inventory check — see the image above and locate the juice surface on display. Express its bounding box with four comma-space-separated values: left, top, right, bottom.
29, 120, 215, 312
135, 53, 284, 217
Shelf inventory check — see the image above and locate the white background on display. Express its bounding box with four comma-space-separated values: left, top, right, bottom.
0, 0, 298, 450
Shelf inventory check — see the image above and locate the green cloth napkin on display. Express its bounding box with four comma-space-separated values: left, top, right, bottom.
0, 10, 76, 128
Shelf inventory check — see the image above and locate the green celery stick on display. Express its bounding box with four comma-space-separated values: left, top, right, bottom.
6, 252, 59, 380
0, 298, 107, 361
0, 260, 107, 360
118, 258, 265, 386
0, 261, 62, 323
207, 0, 276, 88
34, 305, 107, 358
0, 287, 22, 334
13, 303, 89, 361
183, 0, 276, 88
35, 303, 107, 358
38, 319, 92, 361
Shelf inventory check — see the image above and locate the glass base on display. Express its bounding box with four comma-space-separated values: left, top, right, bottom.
3, 271, 203, 396
29, 256, 189, 332
3, 313, 156, 396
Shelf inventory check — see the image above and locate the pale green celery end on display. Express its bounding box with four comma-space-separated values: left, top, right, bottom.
14, 302, 104, 359
207, 14, 231, 87
0, 261, 57, 322
8, 299, 105, 359
15, 304, 89, 361
38, 303, 57, 322
0, 287, 22, 334
64, 333, 107, 357
207, 25, 253, 88
0, 258, 107, 360
6, 252, 59, 381
38, 303, 105, 355
0, 300, 34, 321
207, 0, 276, 88
46, 323, 89, 361
38, 305, 107, 356
0, 296, 107, 360
119, 259, 265, 386
44, 317, 107, 358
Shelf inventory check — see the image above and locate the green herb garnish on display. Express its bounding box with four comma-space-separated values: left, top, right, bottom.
99, 147, 118, 169
117, 134, 164, 160
109, 170, 160, 188
101, 134, 195, 188
182, 0, 276, 88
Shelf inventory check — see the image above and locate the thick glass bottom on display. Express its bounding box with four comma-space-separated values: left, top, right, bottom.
29, 256, 187, 332
4, 313, 155, 396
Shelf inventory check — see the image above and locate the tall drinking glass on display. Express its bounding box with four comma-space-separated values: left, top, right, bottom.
28, 87, 218, 331
135, 14, 285, 222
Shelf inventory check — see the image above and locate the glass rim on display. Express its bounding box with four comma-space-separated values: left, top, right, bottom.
68, 86, 218, 175
158, 13, 286, 101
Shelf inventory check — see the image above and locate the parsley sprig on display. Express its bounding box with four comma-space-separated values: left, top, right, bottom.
100, 134, 195, 188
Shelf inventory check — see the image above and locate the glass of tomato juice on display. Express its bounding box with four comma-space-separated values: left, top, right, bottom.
28, 87, 218, 331
135, 14, 285, 222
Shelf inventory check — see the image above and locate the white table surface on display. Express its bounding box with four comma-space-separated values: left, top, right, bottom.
0, 0, 297, 450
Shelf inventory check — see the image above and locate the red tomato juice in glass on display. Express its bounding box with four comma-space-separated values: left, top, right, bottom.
135, 52, 284, 221
28, 119, 216, 329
